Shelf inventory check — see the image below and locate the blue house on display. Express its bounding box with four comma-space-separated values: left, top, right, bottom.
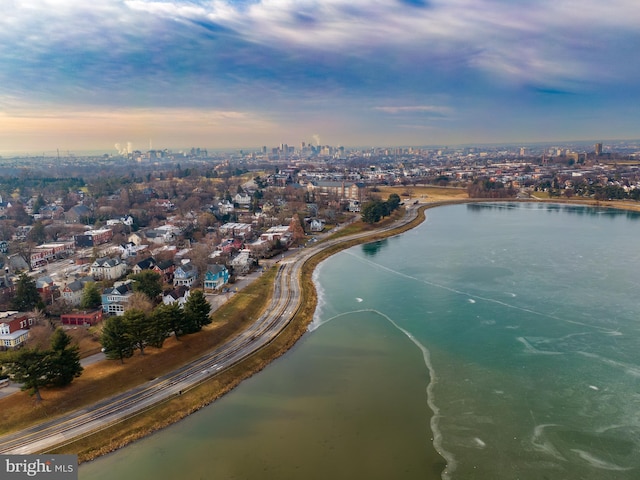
204, 264, 229, 292
174, 262, 198, 287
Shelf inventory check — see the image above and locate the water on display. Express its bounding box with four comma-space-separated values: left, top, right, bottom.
81, 203, 640, 479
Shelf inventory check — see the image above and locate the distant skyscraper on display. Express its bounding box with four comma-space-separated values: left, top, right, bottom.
595, 143, 603, 155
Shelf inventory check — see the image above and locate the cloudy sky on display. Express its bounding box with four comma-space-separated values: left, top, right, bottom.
1, 0, 639, 154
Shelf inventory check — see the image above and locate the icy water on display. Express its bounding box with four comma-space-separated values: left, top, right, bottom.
81, 203, 640, 479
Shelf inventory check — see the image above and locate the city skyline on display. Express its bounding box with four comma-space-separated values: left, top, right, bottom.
1, 0, 639, 155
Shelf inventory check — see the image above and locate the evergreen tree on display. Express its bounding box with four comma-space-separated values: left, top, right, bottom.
152, 302, 184, 340
11, 272, 43, 311
147, 305, 172, 348
47, 328, 83, 387
129, 270, 163, 300
122, 309, 152, 355
80, 282, 102, 310
0, 348, 50, 401
101, 316, 134, 363
183, 290, 211, 333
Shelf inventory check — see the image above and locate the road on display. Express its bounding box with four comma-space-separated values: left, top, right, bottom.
0, 204, 422, 455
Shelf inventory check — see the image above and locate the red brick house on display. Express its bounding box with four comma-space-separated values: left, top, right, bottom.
0, 311, 33, 349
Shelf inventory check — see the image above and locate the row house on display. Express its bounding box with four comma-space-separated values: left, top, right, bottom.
260, 225, 293, 246
74, 228, 113, 248
204, 264, 229, 292
0, 311, 33, 349
30, 241, 75, 269
91, 257, 127, 280
101, 280, 134, 316
218, 222, 253, 238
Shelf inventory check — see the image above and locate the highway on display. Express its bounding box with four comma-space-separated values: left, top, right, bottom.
0, 204, 422, 455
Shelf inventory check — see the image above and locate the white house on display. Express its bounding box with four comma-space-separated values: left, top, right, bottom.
91, 257, 128, 280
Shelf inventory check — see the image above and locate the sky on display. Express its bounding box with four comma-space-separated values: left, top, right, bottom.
1, 0, 639, 155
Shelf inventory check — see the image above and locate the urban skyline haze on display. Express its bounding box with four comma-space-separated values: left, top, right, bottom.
1, 0, 639, 155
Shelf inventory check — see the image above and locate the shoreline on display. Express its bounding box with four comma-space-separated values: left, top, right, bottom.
65, 203, 433, 462
5, 195, 638, 469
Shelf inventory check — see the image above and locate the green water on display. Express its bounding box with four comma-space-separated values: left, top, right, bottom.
81, 203, 640, 479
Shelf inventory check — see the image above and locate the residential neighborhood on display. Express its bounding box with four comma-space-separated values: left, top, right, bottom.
0, 139, 640, 350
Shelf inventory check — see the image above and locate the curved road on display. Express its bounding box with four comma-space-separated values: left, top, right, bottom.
0, 204, 423, 455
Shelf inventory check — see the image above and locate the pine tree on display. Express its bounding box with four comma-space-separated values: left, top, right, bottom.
47, 328, 83, 387
183, 290, 211, 333
80, 282, 102, 310
147, 305, 172, 348
152, 302, 184, 340
11, 272, 43, 311
122, 309, 152, 355
101, 316, 134, 363
129, 270, 163, 300
0, 348, 49, 401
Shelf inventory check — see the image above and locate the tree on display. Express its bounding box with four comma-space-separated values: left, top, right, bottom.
27, 221, 46, 244
80, 282, 102, 310
147, 305, 173, 348
101, 316, 134, 363
11, 272, 43, 311
47, 328, 83, 387
183, 290, 212, 333
152, 302, 184, 340
122, 309, 151, 355
0, 348, 50, 401
129, 270, 163, 300
387, 193, 401, 211
289, 215, 305, 244
361, 201, 382, 224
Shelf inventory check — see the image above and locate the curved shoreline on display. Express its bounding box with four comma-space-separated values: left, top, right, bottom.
65, 203, 434, 462
6, 197, 638, 466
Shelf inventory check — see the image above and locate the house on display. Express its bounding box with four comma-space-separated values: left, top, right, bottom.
128, 233, 144, 246
218, 200, 235, 214
101, 280, 134, 316
162, 285, 190, 307
173, 261, 198, 287
61, 309, 103, 326
308, 218, 325, 232
61, 277, 95, 306
152, 259, 175, 284
91, 257, 127, 280
106, 215, 134, 227
234, 192, 252, 207
0, 311, 33, 349
65, 204, 92, 223
204, 264, 229, 292
143, 226, 179, 245
132, 257, 156, 274
36, 275, 58, 305
230, 250, 255, 275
